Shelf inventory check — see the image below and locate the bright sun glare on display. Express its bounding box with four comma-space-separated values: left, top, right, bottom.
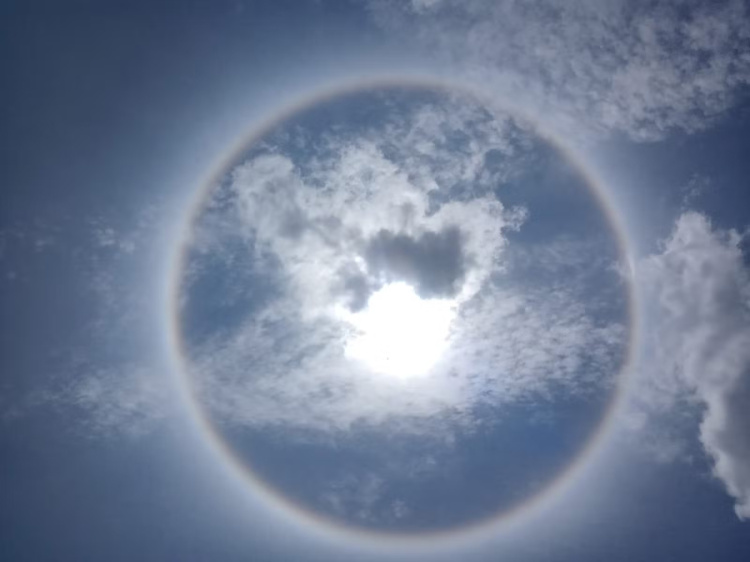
343, 282, 456, 378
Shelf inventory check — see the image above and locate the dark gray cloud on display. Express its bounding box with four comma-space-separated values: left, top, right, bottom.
338, 269, 376, 312
364, 226, 469, 298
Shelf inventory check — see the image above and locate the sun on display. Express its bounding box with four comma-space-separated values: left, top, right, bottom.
343, 282, 456, 378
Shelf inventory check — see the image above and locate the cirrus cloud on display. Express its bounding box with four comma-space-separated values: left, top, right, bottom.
365, 0, 750, 141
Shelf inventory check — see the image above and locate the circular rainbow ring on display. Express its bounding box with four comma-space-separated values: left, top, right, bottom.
163, 73, 639, 554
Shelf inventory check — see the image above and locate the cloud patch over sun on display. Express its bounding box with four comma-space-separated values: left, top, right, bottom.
180, 90, 628, 440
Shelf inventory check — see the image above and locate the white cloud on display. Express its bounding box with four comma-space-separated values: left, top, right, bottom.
630, 211, 750, 519
184, 90, 627, 441
366, 0, 750, 141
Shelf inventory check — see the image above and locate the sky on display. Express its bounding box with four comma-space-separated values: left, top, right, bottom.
2, 1, 750, 561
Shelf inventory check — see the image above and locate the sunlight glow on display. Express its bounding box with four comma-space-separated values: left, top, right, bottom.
343, 282, 456, 378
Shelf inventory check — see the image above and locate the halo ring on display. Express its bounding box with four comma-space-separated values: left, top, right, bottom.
164, 74, 639, 554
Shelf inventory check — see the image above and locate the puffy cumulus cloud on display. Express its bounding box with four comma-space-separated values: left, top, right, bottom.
365, 0, 750, 140
183, 91, 628, 439
631, 212, 750, 519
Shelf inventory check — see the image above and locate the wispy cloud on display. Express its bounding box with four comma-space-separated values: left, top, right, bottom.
366, 0, 750, 141
1, 201, 177, 438
56, 364, 173, 439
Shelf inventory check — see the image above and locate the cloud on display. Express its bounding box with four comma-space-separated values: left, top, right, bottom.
4, 362, 173, 440
321, 473, 387, 522
364, 225, 469, 298
366, 0, 750, 141
681, 174, 713, 210
1, 201, 177, 438
630, 211, 750, 519
60, 364, 173, 439
219, 97, 529, 315
183, 89, 627, 440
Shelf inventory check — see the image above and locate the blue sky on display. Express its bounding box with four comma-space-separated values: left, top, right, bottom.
2, 1, 750, 561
